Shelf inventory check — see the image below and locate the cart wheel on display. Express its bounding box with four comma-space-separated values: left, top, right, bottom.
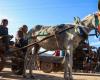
95, 64, 100, 72
40, 62, 53, 73
0, 54, 5, 71
11, 58, 24, 75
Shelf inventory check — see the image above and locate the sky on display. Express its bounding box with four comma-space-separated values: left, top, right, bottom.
0, 0, 99, 47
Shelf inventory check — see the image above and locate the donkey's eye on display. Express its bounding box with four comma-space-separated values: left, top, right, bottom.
97, 13, 100, 16
95, 13, 100, 18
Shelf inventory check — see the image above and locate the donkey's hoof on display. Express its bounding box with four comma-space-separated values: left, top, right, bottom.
30, 75, 35, 79
23, 75, 27, 78
64, 77, 68, 80
70, 77, 73, 80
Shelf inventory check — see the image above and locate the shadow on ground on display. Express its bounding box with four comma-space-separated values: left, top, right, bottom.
0, 70, 64, 80
0, 70, 86, 80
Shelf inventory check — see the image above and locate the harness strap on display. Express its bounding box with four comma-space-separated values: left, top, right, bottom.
95, 13, 100, 32
74, 24, 88, 39
54, 31, 60, 49
37, 31, 49, 36
94, 13, 100, 37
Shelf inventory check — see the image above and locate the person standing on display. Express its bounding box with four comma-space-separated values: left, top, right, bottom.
14, 25, 28, 75
15, 25, 28, 53
22, 25, 28, 41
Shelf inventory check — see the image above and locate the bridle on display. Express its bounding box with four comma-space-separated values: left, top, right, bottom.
94, 13, 100, 38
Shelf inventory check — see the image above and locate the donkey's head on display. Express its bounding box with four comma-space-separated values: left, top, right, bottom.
81, 12, 100, 34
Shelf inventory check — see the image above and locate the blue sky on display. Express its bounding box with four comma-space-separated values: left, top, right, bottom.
0, 0, 99, 47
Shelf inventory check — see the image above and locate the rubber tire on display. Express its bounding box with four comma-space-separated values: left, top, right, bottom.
40, 62, 53, 73
11, 58, 24, 75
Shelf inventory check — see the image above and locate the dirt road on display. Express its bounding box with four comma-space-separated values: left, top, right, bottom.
0, 68, 100, 80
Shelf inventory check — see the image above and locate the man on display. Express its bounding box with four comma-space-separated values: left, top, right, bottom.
14, 25, 28, 75
22, 25, 28, 40
0, 19, 8, 36
15, 25, 28, 53
0, 19, 12, 53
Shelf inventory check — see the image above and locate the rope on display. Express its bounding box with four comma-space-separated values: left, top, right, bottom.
38, 50, 48, 55
54, 31, 60, 49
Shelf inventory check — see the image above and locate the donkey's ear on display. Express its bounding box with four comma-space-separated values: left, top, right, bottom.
77, 17, 81, 22
74, 17, 81, 24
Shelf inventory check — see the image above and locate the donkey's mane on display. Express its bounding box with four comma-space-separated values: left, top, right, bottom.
82, 14, 93, 21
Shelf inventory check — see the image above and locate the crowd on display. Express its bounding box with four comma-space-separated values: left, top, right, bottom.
73, 42, 100, 73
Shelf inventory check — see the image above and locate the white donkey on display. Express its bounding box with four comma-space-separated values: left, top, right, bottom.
23, 12, 100, 80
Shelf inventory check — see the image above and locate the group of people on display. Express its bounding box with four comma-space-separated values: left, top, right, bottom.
0, 19, 28, 54
83, 51, 97, 73
73, 41, 100, 73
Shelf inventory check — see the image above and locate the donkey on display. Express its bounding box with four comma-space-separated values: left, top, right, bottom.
24, 12, 100, 80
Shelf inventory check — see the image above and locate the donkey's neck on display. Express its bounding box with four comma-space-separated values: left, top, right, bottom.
81, 17, 93, 34
82, 26, 92, 35
82, 23, 93, 35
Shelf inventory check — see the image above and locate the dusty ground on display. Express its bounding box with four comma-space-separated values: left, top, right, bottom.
0, 68, 100, 80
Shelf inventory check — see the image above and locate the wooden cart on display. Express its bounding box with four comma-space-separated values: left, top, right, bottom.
0, 44, 19, 72
39, 56, 64, 73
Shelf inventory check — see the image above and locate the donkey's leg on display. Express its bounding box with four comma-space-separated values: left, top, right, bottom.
29, 44, 40, 78
64, 50, 69, 80
67, 46, 73, 80
68, 53, 73, 80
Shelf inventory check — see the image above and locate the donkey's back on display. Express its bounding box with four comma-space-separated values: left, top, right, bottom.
34, 24, 76, 50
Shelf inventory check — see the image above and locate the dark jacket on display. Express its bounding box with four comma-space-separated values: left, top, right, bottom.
0, 25, 8, 36
0, 25, 9, 51
0, 25, 8, 43
15, 30, 28, 52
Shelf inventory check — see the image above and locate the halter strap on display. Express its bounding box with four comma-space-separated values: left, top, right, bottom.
95, 13, 100, 32
74, 17, 88, 39
94, 13, 100, 37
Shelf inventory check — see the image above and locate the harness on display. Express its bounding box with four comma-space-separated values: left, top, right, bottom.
37, 31, 49, 36
94, 13, 100, 37
36, 26, 62, 49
